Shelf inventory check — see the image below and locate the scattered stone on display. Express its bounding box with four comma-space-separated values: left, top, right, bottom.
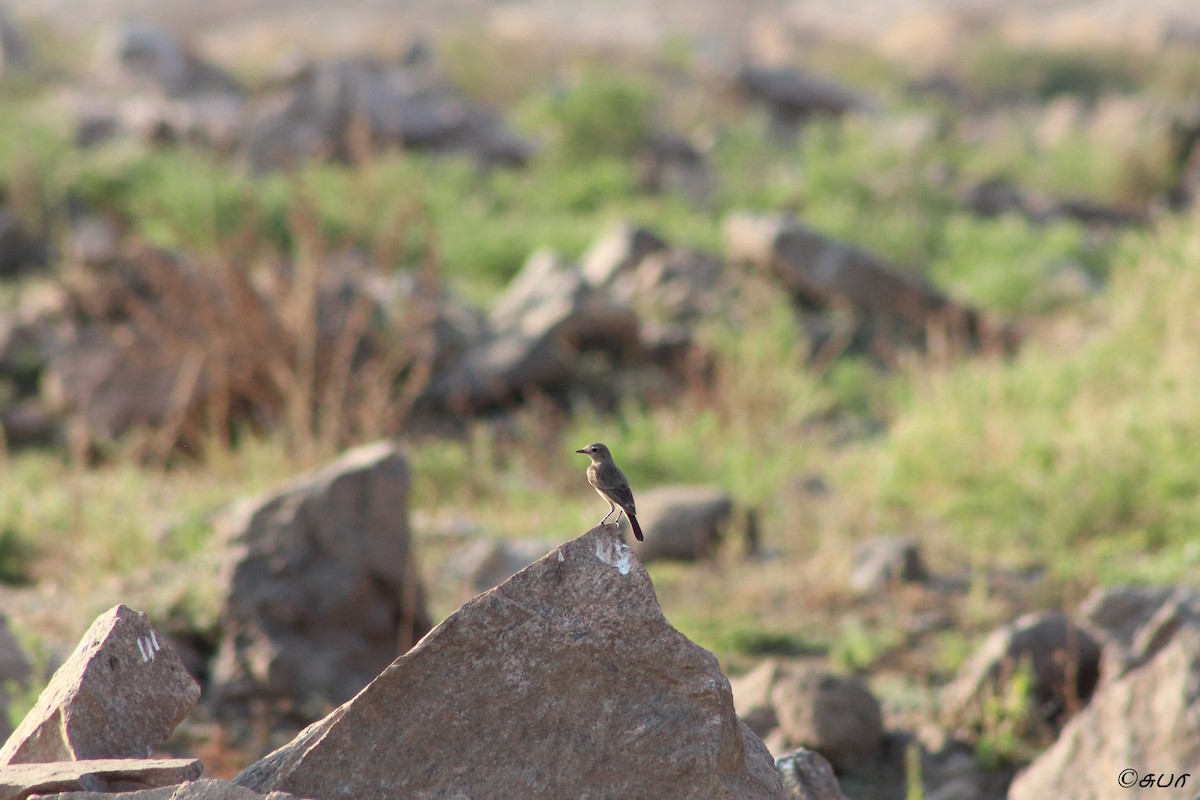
736, 66, 869, 126
733, 658, 883, 771
28, 778, 303, 799
491, 248, 641, 354
0, 209, 45, 279
629, 485, 733, 562
1008, 625, 1200, 800
0, 4, 30, 76
776, 748, 848, 800
770, 667, 884, 771
581, 223, 669, 288
0, 605, 199, 765
637, 131, 712, 200
731, 659, 784, 739
0, 759, 201, 800
448, 538, 554, 592
210, 441, 431, 723
612, 247, 729, 324
418, 330, 573, 415
962, 177, 1147, 228
850, 536, 929, 593
942, 612, 1101, 731
240, 56, 530, 173
1080, 584, 1185, 652
103, 21, 243, 98
235, 526, 784, 800
724, 214, 995, 353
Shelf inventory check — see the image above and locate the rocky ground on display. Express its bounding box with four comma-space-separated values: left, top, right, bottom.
0, 1, 1199, 798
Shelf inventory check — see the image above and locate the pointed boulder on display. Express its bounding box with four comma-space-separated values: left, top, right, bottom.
237, 526, 784, 799
0, 606, 199, 765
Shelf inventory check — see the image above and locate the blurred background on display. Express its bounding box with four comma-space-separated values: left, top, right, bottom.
0, 0, 1199, 796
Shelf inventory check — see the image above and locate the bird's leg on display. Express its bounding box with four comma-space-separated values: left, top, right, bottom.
601, 500, 616, 524
615, 508, 626, 525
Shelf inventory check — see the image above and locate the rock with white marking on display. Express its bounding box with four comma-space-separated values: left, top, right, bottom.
27, 777, 304, 799
0, 758, 200, 800
0, 606, 199, 765
209, 441, 432, 724
236, 525, 785, 800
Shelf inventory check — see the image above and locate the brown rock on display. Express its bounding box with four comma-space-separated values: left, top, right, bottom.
850, 536, 929, 593
447, 538, 554, 592
631, 486, 733, 562
0, 606, 199, 765
28, 778, 305, 799
775, 748, 849, 800
735, 67, 869, 126
580, 223, 668, 288
730, 659, 783, 739
0, 758, 200, 800
942, 612, 1100, 730
210, 441, 431, 722
724, 214, 992, 352
1008, 625, 1200, 800
770, 668, 883, 771
236, 526, 784, 800
1081, 585, 1200, 686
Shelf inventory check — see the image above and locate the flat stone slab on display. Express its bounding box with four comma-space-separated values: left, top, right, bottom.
0, 758, 201, 800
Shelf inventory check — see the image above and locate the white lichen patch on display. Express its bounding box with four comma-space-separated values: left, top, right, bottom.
594, 536, 634, 575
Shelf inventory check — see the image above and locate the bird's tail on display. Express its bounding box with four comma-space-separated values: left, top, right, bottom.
629, 513, 644, 542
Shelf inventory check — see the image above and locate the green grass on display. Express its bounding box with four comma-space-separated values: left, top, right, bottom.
864, 220, 1200, 582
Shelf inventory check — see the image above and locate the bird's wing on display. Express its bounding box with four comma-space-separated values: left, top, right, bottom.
601, 463, 637, 513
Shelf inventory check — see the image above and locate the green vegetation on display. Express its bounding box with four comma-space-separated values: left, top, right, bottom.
1, 26, 1199, 770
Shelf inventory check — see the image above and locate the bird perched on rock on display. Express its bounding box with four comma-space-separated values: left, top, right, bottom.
575, 442, 644, 541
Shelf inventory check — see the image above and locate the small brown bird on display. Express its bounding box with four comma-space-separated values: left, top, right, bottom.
575, 442, 644, 541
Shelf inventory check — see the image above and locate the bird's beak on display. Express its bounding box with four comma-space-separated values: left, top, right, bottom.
574, 448, 586, 454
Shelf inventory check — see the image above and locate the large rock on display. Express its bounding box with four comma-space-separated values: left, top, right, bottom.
0, 606, 199, 765
942, 612, 1100, 731
630, 485, 733, 562
0, 759, 201, 800
28, 778, 301, 799
210, 442, 431, 722
235, 525, 784, 800
1008, 625, 1200, 800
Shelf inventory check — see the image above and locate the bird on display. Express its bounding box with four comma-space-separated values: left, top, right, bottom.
575, 442, 644, 542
